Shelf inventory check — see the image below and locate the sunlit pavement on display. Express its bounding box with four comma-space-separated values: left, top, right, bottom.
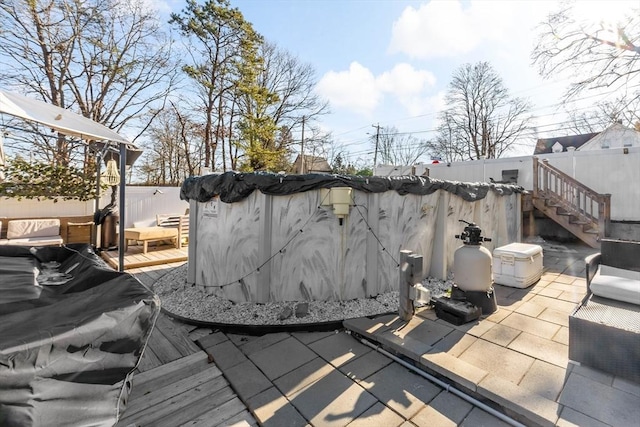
131, 241, 640, 426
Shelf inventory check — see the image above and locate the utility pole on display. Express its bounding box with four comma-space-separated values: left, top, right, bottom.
372, 123, 380, 168
300, 116, 305, 174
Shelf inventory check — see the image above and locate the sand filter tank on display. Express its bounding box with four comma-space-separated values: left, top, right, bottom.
452, 220, 497, 315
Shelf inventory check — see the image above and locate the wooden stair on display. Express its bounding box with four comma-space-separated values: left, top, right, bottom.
532, 157, 610, 248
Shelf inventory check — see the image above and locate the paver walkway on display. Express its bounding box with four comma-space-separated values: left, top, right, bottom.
127, 240, 640, 426
196, 329, 511, 427
129, 263, 513, 426
345, 241, 640, 426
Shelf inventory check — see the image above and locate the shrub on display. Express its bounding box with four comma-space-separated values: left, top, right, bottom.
0, 157, 101, 202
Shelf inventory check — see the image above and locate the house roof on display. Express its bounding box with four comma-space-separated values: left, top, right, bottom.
292, 155, 332, 173
578, 122, 640, 150
533, 132, 600, 154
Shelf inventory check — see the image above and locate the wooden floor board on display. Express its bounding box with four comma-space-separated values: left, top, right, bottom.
143, 325, 182, 364
142, 269, 163, 281
212, 410, 257, 427
188, 397, 251, 427
128, 354, 210, 401
124, 363, 223, 418
155, 315, 201, 357
109, 249, 256, 426
151, 384, 237, 427
130, 351, 204, 388
188, 328, 214, 341
120, 375, 230, 427
135, 343, 163, 373
101, 245, 187, 270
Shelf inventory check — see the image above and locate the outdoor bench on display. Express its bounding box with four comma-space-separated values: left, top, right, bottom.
123, 226, 179, 254
0, 218, 63, 246
569, 239, 640, 383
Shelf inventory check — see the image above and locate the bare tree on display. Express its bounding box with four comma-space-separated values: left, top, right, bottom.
0, 0, 178, 166
259, 41, 329, 143
566, 96, 640, 134
370, 126, 429, 165
435, 62, 534, 160
425, 114, 467, 163
294, 124, 333, 172
138, 103, 203, 185
532, 3, 640, 104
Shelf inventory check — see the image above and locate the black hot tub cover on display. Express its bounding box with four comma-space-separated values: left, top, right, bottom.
0, 244, 160, 426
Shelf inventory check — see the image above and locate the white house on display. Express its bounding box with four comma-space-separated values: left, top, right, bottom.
578, 122, 640, 150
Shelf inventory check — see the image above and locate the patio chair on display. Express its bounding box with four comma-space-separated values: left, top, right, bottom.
569, 239, 640, 382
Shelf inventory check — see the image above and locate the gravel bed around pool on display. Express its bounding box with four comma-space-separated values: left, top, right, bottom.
152, 264, 452, 326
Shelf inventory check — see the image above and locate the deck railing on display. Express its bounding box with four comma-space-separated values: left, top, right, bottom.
533, 157, 610, 238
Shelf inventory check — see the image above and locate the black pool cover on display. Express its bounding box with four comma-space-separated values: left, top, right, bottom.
0, 244, 160, 426
180, 171, 523, 204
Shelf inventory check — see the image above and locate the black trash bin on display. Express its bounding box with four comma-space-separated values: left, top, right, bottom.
101, 213, 119, 250
94, 205, 119, 250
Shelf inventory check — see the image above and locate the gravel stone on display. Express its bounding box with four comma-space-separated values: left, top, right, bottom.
295, 302, 309, 318
278, 306, 293, 320
152, 264, 452, 326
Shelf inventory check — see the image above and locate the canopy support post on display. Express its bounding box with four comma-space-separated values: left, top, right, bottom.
93, 151, 102, 248
118, 143, 127, 272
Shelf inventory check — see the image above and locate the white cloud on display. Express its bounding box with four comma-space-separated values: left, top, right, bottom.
572, 1, 640, 28
387, 0, 530, 59
316, 62, 437, 117
377, 63, 436, 96
377, 63, 437, 116
401, 91, 446, 118
316, 62, 380, 115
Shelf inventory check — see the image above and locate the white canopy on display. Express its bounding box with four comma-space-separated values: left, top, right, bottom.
0, 89, 130, 144
0, 89, 134, 271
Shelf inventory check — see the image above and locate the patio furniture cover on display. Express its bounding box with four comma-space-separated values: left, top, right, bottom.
0, 244, 160, 426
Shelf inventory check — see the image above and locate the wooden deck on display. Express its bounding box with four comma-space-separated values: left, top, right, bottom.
100, 243, 188, 270
114, 263, 257, 426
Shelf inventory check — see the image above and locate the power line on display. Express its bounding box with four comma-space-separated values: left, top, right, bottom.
330, 86, 629, 157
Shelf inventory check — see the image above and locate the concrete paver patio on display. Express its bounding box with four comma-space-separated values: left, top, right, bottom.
344, 241, 640, 426
128, 240, 640, 426
199, 329, 512, 427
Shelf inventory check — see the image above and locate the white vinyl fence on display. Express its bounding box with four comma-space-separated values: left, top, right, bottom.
0, 186, 188, 227
388, 148, 640, 222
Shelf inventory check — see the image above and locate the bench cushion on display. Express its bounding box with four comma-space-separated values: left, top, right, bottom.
124, 227, 178, 240
133, 218, 156, 228
4, 237, 64, 246
7, 219, 60, 239
591, 265, 640, 305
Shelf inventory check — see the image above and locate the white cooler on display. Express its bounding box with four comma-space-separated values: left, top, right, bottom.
493, 243, 543, 288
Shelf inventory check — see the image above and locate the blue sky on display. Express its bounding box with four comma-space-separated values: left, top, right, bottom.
160, 0, 637, 164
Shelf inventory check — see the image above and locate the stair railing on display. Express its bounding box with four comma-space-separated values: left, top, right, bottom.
533, 157, 610, 238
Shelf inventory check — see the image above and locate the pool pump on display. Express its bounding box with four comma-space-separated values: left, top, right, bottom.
433, 220, 498, 325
